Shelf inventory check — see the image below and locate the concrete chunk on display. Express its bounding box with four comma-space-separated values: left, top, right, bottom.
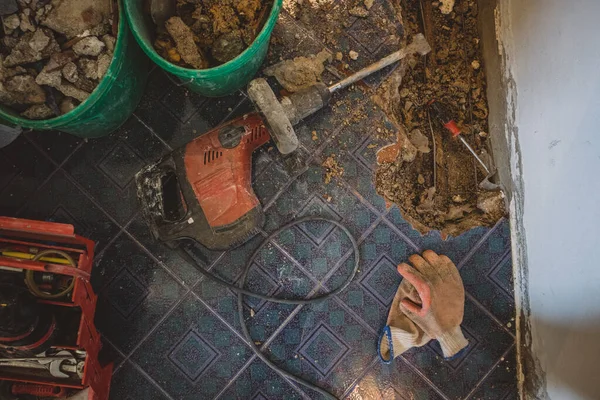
73, 36, 105, 57
42, 0, 110, 39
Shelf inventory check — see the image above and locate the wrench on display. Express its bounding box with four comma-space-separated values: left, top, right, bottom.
0, 351, 83, 379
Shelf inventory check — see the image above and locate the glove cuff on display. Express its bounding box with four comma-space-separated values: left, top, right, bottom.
378, 325, 431, 364
438, 326, 469, 359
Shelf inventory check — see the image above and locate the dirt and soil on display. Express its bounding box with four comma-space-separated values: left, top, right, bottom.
374, 0, 505, 237
0, 0, 116, 120
152, 0, 273, 69
264, 49, 332, 92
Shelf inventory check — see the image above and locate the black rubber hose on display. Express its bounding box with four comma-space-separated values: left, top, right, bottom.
177, 217, 360, 400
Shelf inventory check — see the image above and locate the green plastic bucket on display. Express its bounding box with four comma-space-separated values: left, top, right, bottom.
124, 0, 282, 97
0, 0, 149, 138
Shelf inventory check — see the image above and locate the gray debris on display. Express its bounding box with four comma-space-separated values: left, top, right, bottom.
42, 0, 110, 39
35, 67, 62, 87
3, 28, 60, 67
2, 36, 18, 49
28, 28, 50, 52
0, 56, 26, 81
408, 129, 431, 153
35, 63, 90, 102
0, 0, 18, 16
55, 82, 89, 102
96, 53, 111, 79
2, 14, 20, 33
73, 76, 95, 93
3, 75, 46, 105
349, 6, 369, 18
62, 61, 78, 83
19, 12, 35, 32
45, 51, 76, 72
59, 96, 78, 114
211, 31, 244, 63
102, 34, 116, 53
477, 190, 505, 214
77, 58, 98, 79
21, 104, 54, 119
72, 36, 105, 57
0, 0, 113, 119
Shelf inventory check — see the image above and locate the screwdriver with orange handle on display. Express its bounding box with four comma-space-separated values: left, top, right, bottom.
427, 100, 490, 175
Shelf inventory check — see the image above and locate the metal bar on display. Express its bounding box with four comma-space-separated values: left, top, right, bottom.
328, 50, 409, 93
458, 136, 490, 174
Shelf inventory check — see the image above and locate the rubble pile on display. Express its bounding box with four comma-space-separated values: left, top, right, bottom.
0, 0, 115, 120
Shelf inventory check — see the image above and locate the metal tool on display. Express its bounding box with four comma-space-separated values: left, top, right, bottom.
0, 351, 84, 379
136, 35, 432, 250
427, 99, 490, 174
248, 33, 432, 154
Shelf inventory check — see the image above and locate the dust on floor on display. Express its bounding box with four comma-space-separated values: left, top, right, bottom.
373, 0, 505, 238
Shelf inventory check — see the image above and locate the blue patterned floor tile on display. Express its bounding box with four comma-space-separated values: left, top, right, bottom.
274, 224, 355, 283
16, 170, 120, 253
357, 220, 415, 269
321, 127, 389, 213
134, 69, 245, 150
467, 347, 517, 400
0, 134, 56, 216
323, 221, 412, 331
93, 234, 187, 354
326, 261, 390, 333
401, 298, 515, 400
264, 161, 379, 244
159, 81, 208, 124
461, 225, 515, 333
192, 234, 267, 330
99, 337, 125, 372
25, 130, 82, 164
131, 295, 253, 400
263, 298, 378, 398
253, 161, 294, 205
126, 219, 204, 287
240, 242, 319, 344
109, 361, 170, 400
346, 359, 445, 400
63, 116, 170, 225
218, 358, 305, 400
385, 205, 490, 264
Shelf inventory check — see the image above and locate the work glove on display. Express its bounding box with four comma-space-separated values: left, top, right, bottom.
378, 277, 431, 363
396, 250, 469, 359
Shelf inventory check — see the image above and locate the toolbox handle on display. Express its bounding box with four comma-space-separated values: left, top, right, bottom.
0, 217, 75, 237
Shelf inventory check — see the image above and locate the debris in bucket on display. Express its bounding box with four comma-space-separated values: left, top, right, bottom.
151, 0, 273, 69
373, 0, 506, 238
0, 0, 116, 120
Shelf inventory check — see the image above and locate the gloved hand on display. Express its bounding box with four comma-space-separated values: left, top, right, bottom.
397, 250, 468, 358
378, 277, 431, 363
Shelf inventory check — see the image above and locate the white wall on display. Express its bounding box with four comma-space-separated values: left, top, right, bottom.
506, 0, 600, 398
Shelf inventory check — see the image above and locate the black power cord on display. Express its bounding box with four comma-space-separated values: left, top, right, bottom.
177, 217, 360, 400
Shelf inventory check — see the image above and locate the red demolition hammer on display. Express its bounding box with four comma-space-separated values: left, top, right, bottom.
135, 35, 431, 250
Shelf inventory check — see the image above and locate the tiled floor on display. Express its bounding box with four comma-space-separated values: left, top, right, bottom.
0, 2, 517, 399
